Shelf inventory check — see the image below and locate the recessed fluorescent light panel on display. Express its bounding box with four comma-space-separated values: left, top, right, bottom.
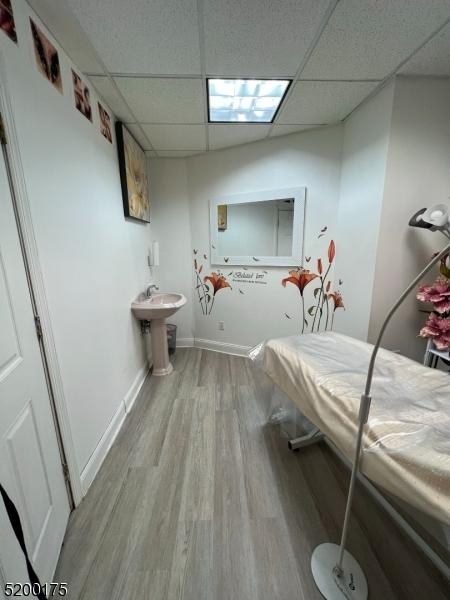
208, 79, 291, 123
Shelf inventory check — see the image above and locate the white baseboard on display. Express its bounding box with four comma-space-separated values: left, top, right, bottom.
80, 363, 149, 495
173, 337, 250, 357
124, 363, 149, 412
80, 402, 126, 495
194, 338, 251, 357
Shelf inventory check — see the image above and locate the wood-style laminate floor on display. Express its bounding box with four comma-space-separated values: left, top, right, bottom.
55, 348, 449, 599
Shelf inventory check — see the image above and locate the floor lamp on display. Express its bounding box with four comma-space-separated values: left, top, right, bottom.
311, 203, 450, 600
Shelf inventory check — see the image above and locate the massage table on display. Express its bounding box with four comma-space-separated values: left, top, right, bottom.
250, 332, 450, 526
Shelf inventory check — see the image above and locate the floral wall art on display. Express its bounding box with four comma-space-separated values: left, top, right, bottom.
192, 227, 345, 340
116, 122, 150, 223
193, 250, 231, 315
193, 250, 271, 316
282, 232, 344, 334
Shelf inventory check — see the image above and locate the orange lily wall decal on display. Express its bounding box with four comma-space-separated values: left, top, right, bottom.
204, 272, 231, 294
282, 268, 318, 333
328, 239, 336, 263
203, 272, 231, 314
193, 252, 210, 315
328, 291, 345, 329
328, 291, 345, 309
282, 269, 318, 295
282, 232, 345, 334
312, 238, 336, 332
193, 249, 232, 316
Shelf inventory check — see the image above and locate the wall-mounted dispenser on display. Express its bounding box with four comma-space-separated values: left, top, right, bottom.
148, 241, 160, 267
152, 241, 160, 267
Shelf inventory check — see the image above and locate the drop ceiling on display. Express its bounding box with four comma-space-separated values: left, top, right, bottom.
29, 0, 450, 157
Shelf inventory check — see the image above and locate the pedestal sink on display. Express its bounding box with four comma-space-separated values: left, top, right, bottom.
131, 292, 187, 376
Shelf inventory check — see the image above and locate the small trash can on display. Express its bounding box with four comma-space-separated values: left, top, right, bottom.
167, 323, 177, 355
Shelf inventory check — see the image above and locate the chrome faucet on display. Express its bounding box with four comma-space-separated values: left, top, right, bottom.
146, 284, 159, 298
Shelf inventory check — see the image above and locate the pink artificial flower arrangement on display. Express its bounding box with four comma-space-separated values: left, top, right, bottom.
419, 313, 450, 350
417, 260, 450, 350
417, 279, 450, 314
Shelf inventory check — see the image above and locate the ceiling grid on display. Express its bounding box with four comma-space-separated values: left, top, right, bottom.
28, 0, 450, 156
266, 0, 340, 138
196, 0, 210, 152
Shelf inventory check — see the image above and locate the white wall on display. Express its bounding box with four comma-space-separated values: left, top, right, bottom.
148, 126, 344, 351
368, 77, 450, 361
148, 158, 194, 342
333, 76, 450, 363
0, 0, 150, 482
333, 82, 395, 340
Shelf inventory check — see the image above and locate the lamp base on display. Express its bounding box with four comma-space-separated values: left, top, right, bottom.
311, 543, 368, 599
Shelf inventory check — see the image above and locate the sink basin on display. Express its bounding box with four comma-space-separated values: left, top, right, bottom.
131, 292, 187, 377
131, 292, 187, 320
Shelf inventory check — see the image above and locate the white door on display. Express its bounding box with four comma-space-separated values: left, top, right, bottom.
0, 135, 70, 584
277, 209, 294, 256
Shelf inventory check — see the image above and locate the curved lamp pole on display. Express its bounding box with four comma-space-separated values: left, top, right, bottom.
311, 204, 450, 600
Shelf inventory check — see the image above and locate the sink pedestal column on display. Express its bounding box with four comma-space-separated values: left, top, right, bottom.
150, 318, 173, 376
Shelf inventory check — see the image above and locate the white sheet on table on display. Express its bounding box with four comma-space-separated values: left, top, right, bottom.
250, 332, 450, 525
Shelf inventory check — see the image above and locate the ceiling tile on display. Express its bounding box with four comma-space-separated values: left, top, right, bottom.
123, 124, 153, 151
155, 150, 205, 158
114, 78, 204, 123
277, 81, 378, 124
88, 76, 135, 122
269, 124, 323, 138
65, 0, 201, 74
400, 22, 450, 76
203, 0, 330, 77
141, 124, 206, 151
209, 124, 271, 150
302, 1, 450, 80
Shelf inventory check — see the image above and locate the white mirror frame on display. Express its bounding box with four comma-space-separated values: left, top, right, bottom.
210, 187, 306, 267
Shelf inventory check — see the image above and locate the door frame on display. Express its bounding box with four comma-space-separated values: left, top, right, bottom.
0, 53, 82, 506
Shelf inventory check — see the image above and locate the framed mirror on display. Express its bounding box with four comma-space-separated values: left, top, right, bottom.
210, 187, 305, 267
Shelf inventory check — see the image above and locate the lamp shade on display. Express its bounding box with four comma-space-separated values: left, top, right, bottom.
409, 203, 450, 232
423, 204, 449, 228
